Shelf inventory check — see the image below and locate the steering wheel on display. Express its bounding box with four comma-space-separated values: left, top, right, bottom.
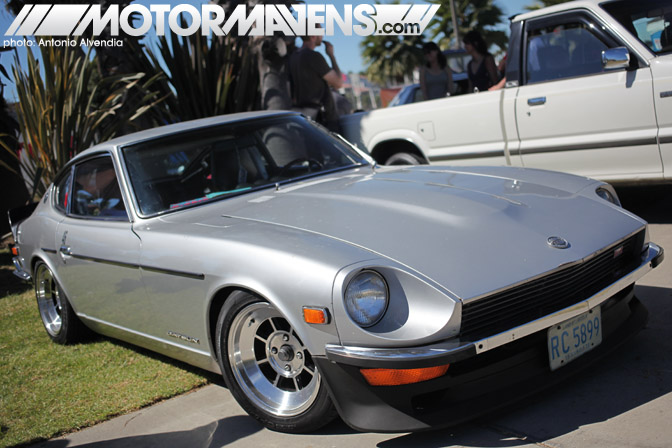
277, 158, 324, 177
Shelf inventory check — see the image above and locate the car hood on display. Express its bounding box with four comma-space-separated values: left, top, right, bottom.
184, 166, 646, 301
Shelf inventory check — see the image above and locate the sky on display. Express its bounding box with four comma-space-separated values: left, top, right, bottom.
0, 0, 533, 101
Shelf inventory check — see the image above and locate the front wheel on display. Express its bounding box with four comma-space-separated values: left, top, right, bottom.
216, 291, 336, 433
34, 261, 87, 344
384, 151, 425, 165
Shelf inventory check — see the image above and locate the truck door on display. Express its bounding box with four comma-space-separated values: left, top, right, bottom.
514, 11, 662, 183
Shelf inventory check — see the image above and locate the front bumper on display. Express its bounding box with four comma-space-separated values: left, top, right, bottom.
11, 256, 31, 282
317, 242, 662, 432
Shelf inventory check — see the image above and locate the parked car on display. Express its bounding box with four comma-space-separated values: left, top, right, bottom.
340, 0, 672, 185
9, 112, 663, 433
387, 49, 472, 107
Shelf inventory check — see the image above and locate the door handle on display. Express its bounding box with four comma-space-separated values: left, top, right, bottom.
528, 97, 546, 106
59, 245, 72, 256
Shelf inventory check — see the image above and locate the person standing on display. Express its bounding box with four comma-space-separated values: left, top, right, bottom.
289, 31, 343, 131
419, 42, 454, 101
463, 30, 499, 93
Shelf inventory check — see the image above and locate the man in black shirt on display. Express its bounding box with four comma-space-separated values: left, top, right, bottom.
289, 31, 343, 130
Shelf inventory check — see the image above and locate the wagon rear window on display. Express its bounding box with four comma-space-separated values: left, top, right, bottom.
122, 116, 366, 216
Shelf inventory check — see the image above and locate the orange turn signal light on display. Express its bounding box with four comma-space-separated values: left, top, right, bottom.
11, 246, 19, 256
360, 365, 450, 386
303, 307, 329, 325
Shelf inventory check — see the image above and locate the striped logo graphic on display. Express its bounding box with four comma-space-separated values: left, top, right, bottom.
5, 4, 439, 37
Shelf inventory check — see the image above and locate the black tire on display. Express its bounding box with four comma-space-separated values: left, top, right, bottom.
385, 151, 425, 165
34, 261, 88, 344
216, 291, 337, 433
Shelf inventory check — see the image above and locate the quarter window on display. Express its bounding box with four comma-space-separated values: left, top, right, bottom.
71, 156, 128, 220
526, 20, 611, 84
55, 170, 72, 213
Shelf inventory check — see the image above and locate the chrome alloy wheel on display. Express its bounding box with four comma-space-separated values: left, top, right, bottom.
35, 264, 63, 337
228, 302, 320, 417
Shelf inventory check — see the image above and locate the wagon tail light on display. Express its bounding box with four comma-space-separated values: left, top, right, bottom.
360, 364, 450, 386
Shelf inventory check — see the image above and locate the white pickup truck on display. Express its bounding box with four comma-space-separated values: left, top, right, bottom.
340, 0, 672, 185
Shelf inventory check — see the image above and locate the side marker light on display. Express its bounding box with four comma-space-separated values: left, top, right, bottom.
360, 365, 450, 386
303, 307, 329, 325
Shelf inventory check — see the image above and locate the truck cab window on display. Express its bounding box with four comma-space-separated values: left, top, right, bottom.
526, 22, 609, 84
601, 0, 672, 55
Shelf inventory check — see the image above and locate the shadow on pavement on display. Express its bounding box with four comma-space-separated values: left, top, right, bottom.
378, 285, 672, 447
35, 286, 668, 448
616, 184, 672, 224
32, 415, 263, 448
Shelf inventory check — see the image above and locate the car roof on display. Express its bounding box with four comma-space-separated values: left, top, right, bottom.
73, 110, 296, 160
512, 0, 606, 22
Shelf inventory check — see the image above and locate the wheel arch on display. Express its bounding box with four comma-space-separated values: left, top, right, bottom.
206, 284, 324, 363
370, 139, 428, 165
30, 254, 57, 286
30, 254, 43, 275
207, 286, 260, 363
29, 254, 79, 315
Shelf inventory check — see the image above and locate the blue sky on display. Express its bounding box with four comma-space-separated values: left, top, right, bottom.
1, 0, 533, 101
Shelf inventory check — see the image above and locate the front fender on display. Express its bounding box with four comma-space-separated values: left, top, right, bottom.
368, 130, 430, 161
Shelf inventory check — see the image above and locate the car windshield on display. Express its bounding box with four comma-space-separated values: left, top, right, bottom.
602, 0, 672, 55
122, 115, 367, 216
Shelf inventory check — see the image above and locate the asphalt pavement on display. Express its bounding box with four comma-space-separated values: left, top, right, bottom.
31, 186, 672, 448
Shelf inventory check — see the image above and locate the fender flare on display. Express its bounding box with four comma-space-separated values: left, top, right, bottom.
367, 130, 430, 163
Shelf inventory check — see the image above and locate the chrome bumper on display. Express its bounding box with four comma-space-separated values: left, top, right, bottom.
326, 242, 664, 367
12, 256, 32, 282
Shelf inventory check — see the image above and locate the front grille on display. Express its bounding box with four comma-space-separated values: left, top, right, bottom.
460, 231, 644, 340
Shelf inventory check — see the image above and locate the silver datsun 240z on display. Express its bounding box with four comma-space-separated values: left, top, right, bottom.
9, 112, 664, 433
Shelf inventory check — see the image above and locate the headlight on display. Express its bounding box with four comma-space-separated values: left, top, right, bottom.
596, 186, 621, 206
344, 270, 389, 328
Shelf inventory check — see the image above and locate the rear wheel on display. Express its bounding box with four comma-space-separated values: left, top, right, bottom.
216, 291, 336, 433
34, 261, 87, 344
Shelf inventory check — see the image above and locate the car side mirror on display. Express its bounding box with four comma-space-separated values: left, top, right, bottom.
602, 47, 630, 70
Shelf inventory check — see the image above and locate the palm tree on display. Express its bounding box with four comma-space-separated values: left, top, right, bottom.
123, 28, 243, 122
525, 0, 570, 11
0, 48, 30, 229
361, 33, 425, 86
6, 41, 161, 200
0, 49, 18, 154
429, 0, 508, 53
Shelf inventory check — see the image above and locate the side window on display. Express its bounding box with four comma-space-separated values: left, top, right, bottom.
72, 156, 128, 220
54, 170, 72, 213
601, 1, 672, 55
526, 20, 610, 84
413, 87, 424, 103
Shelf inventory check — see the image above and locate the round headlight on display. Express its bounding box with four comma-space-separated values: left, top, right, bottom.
596, 186, 621, 206
344, 270, 389, 328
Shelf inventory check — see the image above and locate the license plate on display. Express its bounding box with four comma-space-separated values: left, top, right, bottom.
547, 308, 602, 371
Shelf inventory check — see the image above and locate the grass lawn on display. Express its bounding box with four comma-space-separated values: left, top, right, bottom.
0, 246, 214, 447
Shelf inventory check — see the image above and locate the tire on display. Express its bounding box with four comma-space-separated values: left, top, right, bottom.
34, 261, 88, 344
216, 291, 337, 433
384, 151, 425, 165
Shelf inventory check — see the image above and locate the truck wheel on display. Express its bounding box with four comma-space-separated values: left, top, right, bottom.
34, 261, 88, 344
385, 152, 424, 165
216, 291, 337, 433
